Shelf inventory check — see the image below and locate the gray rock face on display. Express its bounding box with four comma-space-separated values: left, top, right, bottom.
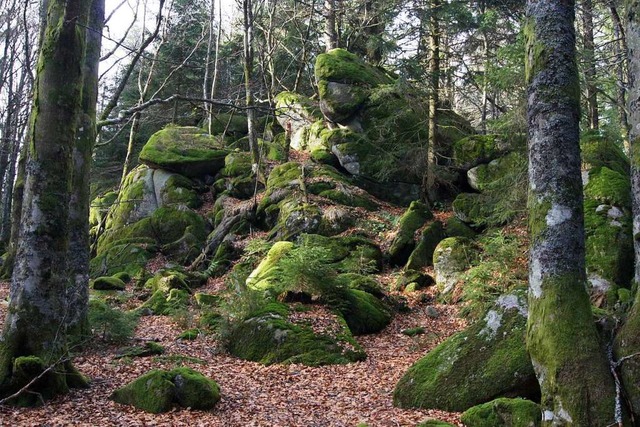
319, 81, 368, 122
433, 237, 477, 295
106, 165, 198, 230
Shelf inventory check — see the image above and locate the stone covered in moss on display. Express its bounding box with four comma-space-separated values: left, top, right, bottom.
89, 191, 117, 228
209, 113, 248, 138
139, 288, 190, 315
393, 292, 538, 412
243, 235, 389, 337
580, 132, 629, 176
95, 206, 208, 277
452, 134, 517, 169
115, 341, 165, 359
467, 152, 521, 192
105, 166, 200, 231
225, 301, 366, 365
388, 201, 433, 266
445, 216, 477, 239
406, 221, 445, 270
433, 237, 478, 295
452, 192, 496, 227
584, 166, 631, 207
111, 367, 220, 413
416, 421, 457, 427
275, 92, 324, 150
92, 276, 126, 291
461, 398, 541, 427
139, 126, 229, 178
339, 289, 391, 335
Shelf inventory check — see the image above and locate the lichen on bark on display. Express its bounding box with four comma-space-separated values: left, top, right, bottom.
525, 1, 616, 424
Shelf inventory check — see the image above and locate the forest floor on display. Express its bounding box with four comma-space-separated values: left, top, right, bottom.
0, 278, 465, 427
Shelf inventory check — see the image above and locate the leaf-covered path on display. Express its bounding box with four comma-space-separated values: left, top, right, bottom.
0, 281, 464, 426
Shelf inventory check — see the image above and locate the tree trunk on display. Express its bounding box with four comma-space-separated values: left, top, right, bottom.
611, 3, 630, 152
424, 0, 439, 202
581, 0, 599, 130
243, 0, 259, 166
614, 0, 640, 418
525, 1, 617, 425
0, 0, 91, 404
324, 0, 337, 51
67, 0, 104, 339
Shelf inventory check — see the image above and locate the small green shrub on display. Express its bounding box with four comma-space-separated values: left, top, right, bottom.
89, 299, 138, 343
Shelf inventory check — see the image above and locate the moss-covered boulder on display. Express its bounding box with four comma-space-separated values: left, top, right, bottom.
393, 292, 538, 412
138, 126, 229, 178
580, 132, 629, 176
452, 134, 518, 169
111, 367, 220, 413
138, 288, 190, 315
467, 152, 521, 192
94, 205, 208, 277
416, 421, 457, 427
433, 237, 478, 295
461, 398, 541, 427
225, 301, 366, 365
388, 201, 433, 266
406, 221, 445, 270
452, 192, 494, 227
209, 113, 248, 138
243, 235, 389, 337
275, 92, 324, 150
89, 191, 118, 229
445, 216, 477, 239
105, 166, 200, 231
315, 49, 393, 122
92, 276, 126, 291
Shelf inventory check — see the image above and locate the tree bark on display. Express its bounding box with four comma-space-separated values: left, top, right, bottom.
243, 0, 259, 166
581, 0, 599, 130
67, 0, 104, 339
324, 0, 338, 51
614, 0, 640, 418
424, 0, 439, 202
525, 1, 617, 425
0, 0, 91, 403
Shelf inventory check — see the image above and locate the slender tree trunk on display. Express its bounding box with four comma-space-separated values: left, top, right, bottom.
611, 3, 630, 152
67, 0, 104, 339
324, 0, 337, 51
582, 0, 599, 130
243, 0, 259, 166
120, 112, 141, 188
525, 1, 617, 425
424, 0, 439, 202
614, 0, 640, 419
363, 0, 384, 64
0, 0, 91, 404
203, 0, 215, 133
480, 0, 489, 133
208, 0, 222, 134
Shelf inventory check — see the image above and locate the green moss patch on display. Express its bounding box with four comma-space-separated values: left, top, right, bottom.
111, 367, 220, 413
139, 126, 229, 178
314, 48, 393, 87
461, 398, 541, 427
225, 302, 366, 365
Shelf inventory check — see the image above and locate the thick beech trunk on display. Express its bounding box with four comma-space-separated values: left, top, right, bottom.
0, 0, 91, 404
525, 1, 617, 425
